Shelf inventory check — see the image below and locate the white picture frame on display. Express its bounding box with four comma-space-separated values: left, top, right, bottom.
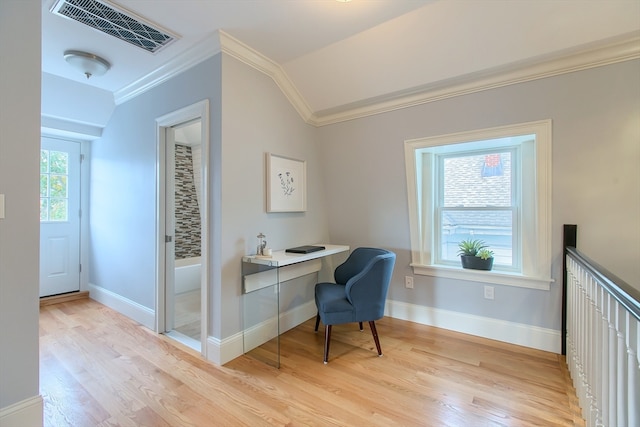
266, 153, 307, 212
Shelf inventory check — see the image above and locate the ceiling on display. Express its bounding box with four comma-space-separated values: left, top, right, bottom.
41, 0, 639, 130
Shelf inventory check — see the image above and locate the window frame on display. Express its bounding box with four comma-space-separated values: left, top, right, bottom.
404, 120, 553, 290
434, 147, 519, 270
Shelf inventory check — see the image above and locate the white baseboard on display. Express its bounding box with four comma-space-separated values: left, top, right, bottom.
88, 283, 155, 330
206, 332, 244, 366
385, 299, 561, 353
84, 286, 560, 365
0, 395, 43, 427
210, 300, 317, 365
213, 298, 561, 366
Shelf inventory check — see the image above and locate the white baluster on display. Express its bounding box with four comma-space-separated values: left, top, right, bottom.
599, 288, 609, 426
626, 311, 639, 426
608, 294, 618, 427
616, 303, 628, 426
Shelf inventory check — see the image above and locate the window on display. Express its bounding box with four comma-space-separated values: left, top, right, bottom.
404, 121, 552, 290
40, 149, 69, 222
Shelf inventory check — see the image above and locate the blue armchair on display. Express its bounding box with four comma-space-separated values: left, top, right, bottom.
314, 247, 396, 364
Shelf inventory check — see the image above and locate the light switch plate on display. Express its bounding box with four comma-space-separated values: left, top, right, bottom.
0, 194, 5, 219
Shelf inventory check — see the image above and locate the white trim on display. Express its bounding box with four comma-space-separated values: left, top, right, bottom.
41, 115, 102, 141
80, 141, 90, 292
0, 396, 43, 427
155, 100, 210, 359
115, 33, 222, 105
108, 28, 638, 127
310, 33, 640, 126
411, 264, 553, 290
208, 300, 317, 366
405, 120, 553, 290
210, 297, 560, 366
242, 300, 317, 354
88, 283, 155, 330
385, 299, 561, 354
206, 333, 244, 366
218, 31, 313, 123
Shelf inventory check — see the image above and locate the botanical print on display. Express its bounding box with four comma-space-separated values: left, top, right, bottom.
278, 171, 295, 196
267, 153, 306, 212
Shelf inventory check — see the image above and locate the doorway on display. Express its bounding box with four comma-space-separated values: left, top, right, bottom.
39, 137, 81, 297
156, 101, 209, 355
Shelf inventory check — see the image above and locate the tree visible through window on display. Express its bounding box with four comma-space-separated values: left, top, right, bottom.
40, 149, 69, 222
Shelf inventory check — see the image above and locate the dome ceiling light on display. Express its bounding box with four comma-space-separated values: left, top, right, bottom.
63, 50, 111, 79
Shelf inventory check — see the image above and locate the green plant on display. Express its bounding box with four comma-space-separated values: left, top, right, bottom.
477, 248, 494, 260
457, 239, 488, 257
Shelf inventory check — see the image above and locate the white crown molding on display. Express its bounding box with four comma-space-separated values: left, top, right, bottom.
111, 30, 639, 127
309, 33, 640, 126
114, 33, 223, 105
218, 31, 314, 123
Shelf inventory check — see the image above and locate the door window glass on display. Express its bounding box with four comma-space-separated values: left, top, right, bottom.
40, 150, 69, 222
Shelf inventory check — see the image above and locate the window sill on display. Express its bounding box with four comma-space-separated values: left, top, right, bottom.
410, 264, 553, 290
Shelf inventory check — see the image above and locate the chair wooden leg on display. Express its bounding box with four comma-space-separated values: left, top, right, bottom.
358, 322, 363, 331
369, 321, 382, 356
314, 313, 320, 332
324, 325, 332, 364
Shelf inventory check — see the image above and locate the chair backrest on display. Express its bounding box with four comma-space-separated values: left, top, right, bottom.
334, 247, 392, 284
339, 248, 396, 321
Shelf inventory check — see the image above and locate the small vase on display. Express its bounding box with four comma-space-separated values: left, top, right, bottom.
460, 255, 493, 271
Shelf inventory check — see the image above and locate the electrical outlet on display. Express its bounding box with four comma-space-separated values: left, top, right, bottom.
484, 285, 494, 300
405, 276, 414, 289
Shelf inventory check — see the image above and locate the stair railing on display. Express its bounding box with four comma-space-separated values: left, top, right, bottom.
563, 224, 640, 427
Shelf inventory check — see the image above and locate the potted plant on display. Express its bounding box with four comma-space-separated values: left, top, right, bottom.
457, 239, 494, 271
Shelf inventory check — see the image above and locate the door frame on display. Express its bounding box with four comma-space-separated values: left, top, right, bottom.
155, 100, 210, 356
39, 134, 91, 295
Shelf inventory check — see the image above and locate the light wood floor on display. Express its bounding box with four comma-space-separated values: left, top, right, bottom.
40, 299, 584, 426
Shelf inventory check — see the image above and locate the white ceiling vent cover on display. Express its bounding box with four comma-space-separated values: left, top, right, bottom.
51, 0, 179, 53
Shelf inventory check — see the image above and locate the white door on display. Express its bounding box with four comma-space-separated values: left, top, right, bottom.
39, 138, 81, 297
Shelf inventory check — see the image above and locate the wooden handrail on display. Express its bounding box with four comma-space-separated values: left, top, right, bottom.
565, 246, 640, 321
563, 224, 640, 427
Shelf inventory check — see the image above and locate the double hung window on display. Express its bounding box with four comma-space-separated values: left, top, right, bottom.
404, 120, 552, 289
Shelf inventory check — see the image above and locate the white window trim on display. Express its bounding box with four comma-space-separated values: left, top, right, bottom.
404, 120, 553, 290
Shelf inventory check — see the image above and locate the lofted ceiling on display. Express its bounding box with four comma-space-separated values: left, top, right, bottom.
41, 0, 640, 134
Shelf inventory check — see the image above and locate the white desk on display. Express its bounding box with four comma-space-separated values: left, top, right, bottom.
242, 244, 349, 293
241, 244, 349, 367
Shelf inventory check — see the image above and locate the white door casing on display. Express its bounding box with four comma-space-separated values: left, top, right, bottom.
155, 100, 210, 356
40, 137, 81, 297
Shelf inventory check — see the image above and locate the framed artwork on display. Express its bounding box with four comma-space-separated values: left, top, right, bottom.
266, 153, 307, 212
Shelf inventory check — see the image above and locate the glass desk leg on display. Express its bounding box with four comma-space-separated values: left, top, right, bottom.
242, 262, 280, 368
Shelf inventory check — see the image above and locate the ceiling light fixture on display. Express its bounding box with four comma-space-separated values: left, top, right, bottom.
63, 50, 111, 79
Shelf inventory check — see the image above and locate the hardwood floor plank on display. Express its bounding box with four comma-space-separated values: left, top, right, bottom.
40, 299, 584, 426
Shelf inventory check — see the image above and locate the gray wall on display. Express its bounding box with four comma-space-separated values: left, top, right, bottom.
0, 0, 41, 411
89, 56, 222, 310
89, 54, 638, 341
89, 52, 331, 341
317, 59, 640, 331
219, 54, 330, 338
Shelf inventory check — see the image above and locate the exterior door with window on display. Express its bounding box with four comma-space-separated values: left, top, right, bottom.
39, 138, 81, 297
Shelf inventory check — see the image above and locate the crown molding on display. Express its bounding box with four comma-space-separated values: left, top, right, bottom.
218, 31, 314, 123
309, 33, 640, 126
111, 30, 639, 127
114, 33, 223, 105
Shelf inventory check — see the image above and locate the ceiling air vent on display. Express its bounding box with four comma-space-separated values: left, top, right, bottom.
51, 0, 178, 53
